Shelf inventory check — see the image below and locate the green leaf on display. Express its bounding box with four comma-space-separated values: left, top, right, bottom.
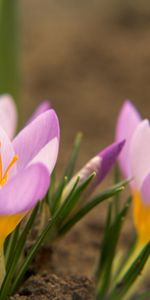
108, 242, 150, 300
113, 163, 121, 216
9, 206, 63, 295
0, 205, 39, 299
5, 224, 20, 270
95, 202, 113, 281
136, 290, 150, 300
0, 0, 20, 102
63, 132, 82, 180
96, 197, 131, 299
114, 234, 137, 281
47, 171, 56, 207
8, 174, 94, 295
58, 180, 127, 236
50, 176, 68, 214
8, 174, 111, 295
56, 172, 95, 228
49, 133, 82, 215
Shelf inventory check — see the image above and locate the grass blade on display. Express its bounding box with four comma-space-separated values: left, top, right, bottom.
96, 197, 131, 299
95, 202, 113, 281
50, 176, 68, 214
5, 225, 20, 270
114, 234, 136, 281
56, 173, 95, 228
9, 208, 63, 295
136, 290, 150, 300
108, 242, 150, 300
8, 175, 116, 295
47, 171, 56, 207
58, 181, 126, 236
63, 132, 82, 180
0, 205, 39, 299
113, 163, 121, 216
8, 174, 94, 295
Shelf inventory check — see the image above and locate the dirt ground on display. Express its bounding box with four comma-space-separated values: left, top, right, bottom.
12, 1, 150, 299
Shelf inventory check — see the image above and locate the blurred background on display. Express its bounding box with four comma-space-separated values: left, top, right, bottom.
20, 1, 150, 169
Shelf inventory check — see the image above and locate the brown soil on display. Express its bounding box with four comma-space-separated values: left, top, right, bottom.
11, 273, 95, 300
11, 1, 150, 299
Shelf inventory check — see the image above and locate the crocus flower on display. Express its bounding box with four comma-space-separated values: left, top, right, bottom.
0, 94, 51, 139
116, 100, 150, 245
62, 140, 125, 202
0, 95, 17, 140
0, 108, 59, 247
27, 100, 51, 125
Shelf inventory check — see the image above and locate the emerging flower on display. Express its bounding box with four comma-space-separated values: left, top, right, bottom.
62, 140, 125, 201
0, 108, 60, 246
116, 100, 150, 245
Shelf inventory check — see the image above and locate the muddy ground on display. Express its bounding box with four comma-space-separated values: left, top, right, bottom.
12, 1, 150, 299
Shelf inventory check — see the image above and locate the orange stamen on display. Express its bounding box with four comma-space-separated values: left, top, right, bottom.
3, 155, 18, 179
0, 154, 19, 187
133, 191, 150, 245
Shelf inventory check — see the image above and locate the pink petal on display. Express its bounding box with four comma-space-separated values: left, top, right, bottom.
130, 120, 150, 188
31, 137, 59, 174
116, 100, 141, 178
0, 95, 17, 139
0, 127, 16, 177
62, 140, 125, 200
98, 140, 125, 182
141, 173, 150, 205
13, 109, 60, 173
27, 100, 51, 124
0, 163, 50, 215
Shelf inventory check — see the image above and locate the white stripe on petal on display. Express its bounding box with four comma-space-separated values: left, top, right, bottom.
130, 120, 150, 188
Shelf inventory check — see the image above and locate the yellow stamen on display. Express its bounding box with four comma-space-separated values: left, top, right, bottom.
0, 155, 18, 187
133, 191, 150, 245
0, 150, 24, 273
0, 213, 26, 246
3, 155, 18, 179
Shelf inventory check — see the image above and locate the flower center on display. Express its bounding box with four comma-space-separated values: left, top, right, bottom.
0, 154, 18, 187
133, 191, 150, 244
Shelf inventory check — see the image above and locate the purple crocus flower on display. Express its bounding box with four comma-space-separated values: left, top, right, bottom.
0, 95, 51, 139
116, 100, 141, 179
27, 100, 51, 125
0, 95, 17, 140
62, 140, 125, 201
116, 100, 150, 245
0, 108, 60, 245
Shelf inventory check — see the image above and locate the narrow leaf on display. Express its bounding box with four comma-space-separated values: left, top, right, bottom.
96, 197, 131, 299
50, 176, 68, 214
63, 132, 82, 180
0, 205, 39, 299
56, 172, 95, 228
113, 163, 121, 216
58, 181, 126, 236
8, 176, 118, 294
95, 202, 112, 281
5, 225, 20, 270
9, 208, 62, 295
108, 242, 150, 300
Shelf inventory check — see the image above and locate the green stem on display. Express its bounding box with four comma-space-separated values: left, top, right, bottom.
0, 0, 20, 104
0, 245, 5, 287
